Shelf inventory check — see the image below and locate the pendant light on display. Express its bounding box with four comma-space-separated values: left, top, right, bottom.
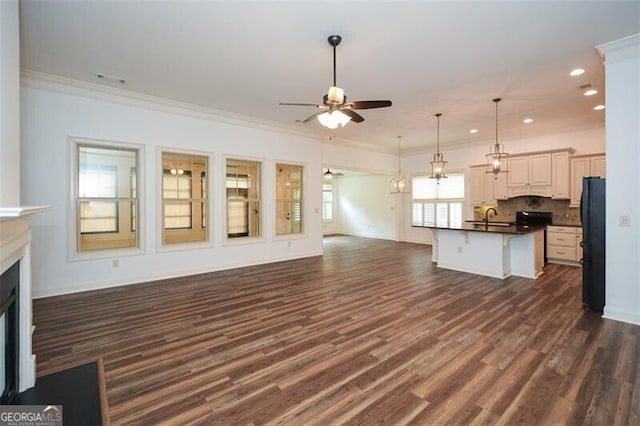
429, 113, 448, 183
390, 136, 409, 194
486, 98, 509, 178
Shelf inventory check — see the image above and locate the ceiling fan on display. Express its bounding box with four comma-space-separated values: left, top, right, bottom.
279, 35, 392, 129
324, 168, 343, 179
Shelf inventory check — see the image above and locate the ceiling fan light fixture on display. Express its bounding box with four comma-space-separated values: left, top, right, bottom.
317, 110, 351, 129
486, 98, 509, 178
324, 168, 334, 179
429, 113, 448, 183
327, 86, 345, 104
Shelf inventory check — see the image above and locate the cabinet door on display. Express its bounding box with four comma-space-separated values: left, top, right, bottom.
529, 154, 552, 186
483, 170, 497, 204
551, 152, 570, 199
591, 156, 606, 178
570, 157, 590, 206
507, 156, 529, 187
469, 167, 486, 205
493, 171, 508, 200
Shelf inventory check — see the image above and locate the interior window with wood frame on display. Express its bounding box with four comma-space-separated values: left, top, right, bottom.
162, 152, 208, 245
226, 159, 261, 239
276, 163, 303, 235
76, 143, 138, 252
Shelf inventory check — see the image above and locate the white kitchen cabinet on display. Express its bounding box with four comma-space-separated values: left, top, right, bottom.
551, 151, 570, 199
507, 153, 552, 197
570, 154, 606, 206
493, 171, 508, 200
590, 155, 606, 178
547, 225, 580, 264
470, 165, 496, 205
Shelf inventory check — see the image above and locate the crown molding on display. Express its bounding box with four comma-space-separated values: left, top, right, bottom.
597, 33, 640, 63
20, 69, 322, 141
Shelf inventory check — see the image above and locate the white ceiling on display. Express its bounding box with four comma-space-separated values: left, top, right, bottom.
18, 1, 640, 153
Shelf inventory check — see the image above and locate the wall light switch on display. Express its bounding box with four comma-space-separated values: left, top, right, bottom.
620, 215, 631, 227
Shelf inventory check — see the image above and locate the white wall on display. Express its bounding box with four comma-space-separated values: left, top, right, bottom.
21, 79, 324, 298
332, 174, 399, 241
599, 34, 640, 326
0, 0, 20, 207
402, 127, 606, 245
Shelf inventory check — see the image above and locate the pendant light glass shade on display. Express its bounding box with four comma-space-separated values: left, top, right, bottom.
486, 98, 509, 178
430, 113, 448, 183
390, 136, 409, 194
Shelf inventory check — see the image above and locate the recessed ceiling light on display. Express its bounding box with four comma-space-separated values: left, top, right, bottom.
469, 129, 478, 134
570, 68, 585, 77
523, 118, 533, 124
584, 89, 598, 96
593, 104, 606, 111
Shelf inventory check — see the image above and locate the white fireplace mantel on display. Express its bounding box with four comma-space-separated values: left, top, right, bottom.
0, 205, 50, 393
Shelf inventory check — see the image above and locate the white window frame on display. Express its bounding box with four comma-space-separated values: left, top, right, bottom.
223, 155, 264, 244
322, 181, 334, 223
69, 137, 144, 261
274, 160, 306, 238
412, 171, 464, 228
157, 148, 211, 252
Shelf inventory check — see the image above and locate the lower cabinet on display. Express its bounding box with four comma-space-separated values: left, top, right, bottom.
547, 225, 582, 264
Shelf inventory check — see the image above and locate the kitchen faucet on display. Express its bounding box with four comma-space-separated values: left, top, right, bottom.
484, 208, 498, 226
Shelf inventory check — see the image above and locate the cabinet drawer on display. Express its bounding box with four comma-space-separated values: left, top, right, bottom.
548, 246, 577, 260
547, 226, 577, 234
547, 232, 576, 247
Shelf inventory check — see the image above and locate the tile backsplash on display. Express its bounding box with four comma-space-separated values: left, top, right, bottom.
473, 196, 581, 226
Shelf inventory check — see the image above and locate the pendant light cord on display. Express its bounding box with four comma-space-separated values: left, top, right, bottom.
435, 113, 442, 154
493, 98, 501, 148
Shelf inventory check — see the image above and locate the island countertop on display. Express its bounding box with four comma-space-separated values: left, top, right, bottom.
412, 223, 546, 235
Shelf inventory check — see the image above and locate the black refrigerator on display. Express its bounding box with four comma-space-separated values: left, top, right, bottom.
581, 177, 605, 313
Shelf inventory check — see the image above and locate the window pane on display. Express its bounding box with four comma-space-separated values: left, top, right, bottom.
412, 203, 423, 226
322, 181, 333, 222
450, 202, 463, 227
76, 144, 138, 253
276, 163, 303, 235
162, 152, 208, 244
412, 173, 464, 200
436, 203, 449, 227
227, 159, 261, 238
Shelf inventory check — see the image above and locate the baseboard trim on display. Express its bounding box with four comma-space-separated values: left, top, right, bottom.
602, 306, 640, 326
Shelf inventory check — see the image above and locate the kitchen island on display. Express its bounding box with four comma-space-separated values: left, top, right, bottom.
419, 223, 545, 279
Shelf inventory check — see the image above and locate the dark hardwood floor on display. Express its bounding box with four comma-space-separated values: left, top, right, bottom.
33, 235, 639, 425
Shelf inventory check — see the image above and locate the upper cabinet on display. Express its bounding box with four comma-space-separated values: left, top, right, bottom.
470, 166, 495, 205
551, 151, 570, 199
570, 154, 606, 206
507, 153, 552, 197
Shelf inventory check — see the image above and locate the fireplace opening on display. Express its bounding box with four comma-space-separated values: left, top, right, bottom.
0, 260, 19, 404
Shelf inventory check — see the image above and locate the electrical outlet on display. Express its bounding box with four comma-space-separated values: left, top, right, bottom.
620, 215, 631, 227
112, 258, 119, 268
457, 246, 463, 253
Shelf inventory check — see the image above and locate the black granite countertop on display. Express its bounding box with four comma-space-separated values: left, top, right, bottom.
413, 223, 546, 235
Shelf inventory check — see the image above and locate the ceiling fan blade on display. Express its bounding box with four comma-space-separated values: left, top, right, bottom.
340, 109, 365, 123
279, 102, 323, 107
348, 100, 392, 110
300, 111, 323, 123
